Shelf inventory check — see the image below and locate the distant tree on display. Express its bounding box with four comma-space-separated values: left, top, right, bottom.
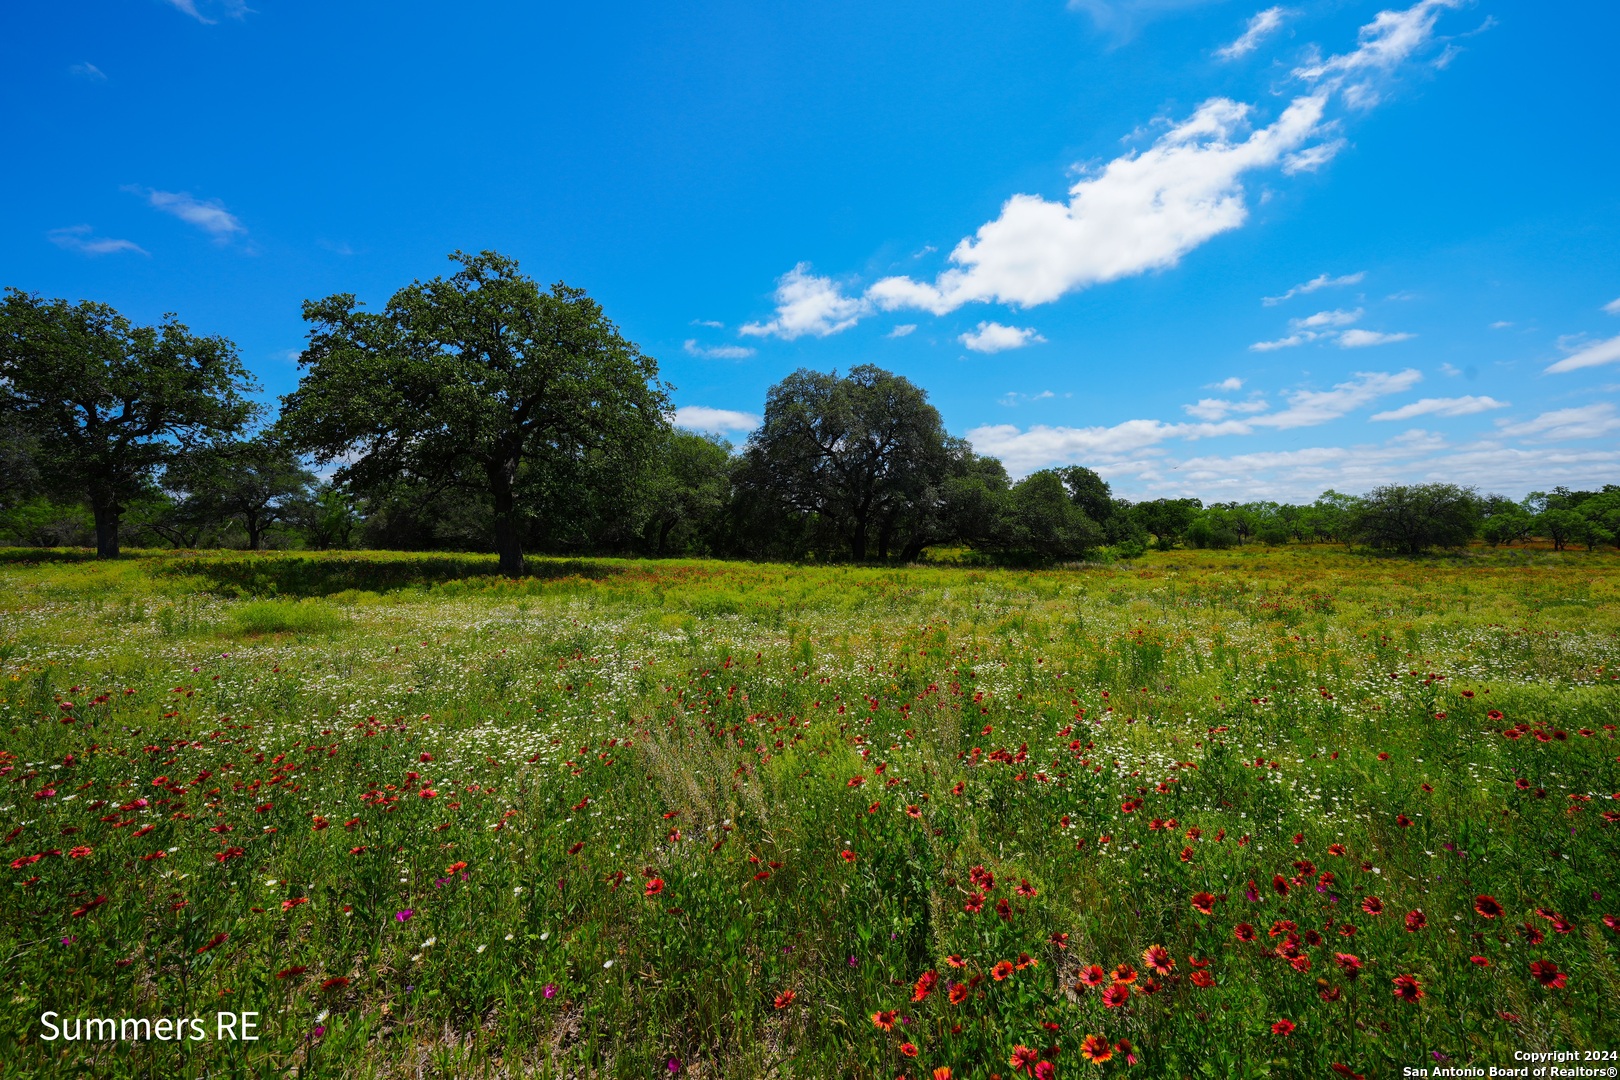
288, 482, 360, 550
164, 431, 315, 549
639, 429, 734, 555
0, 289, 257, 557
998, 470, 1104, 560
1308, 490, 1362, 542
742, 365, 952, 560
1479, 494, 1532, 547
1349, 483, 1481, 554
280, 251, 669, 575
1534, 508, 1588, 552
1131, 498, 1202, 550
940, 452, 1013, 551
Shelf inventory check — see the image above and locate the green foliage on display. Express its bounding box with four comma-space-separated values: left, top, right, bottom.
279, 251, 670, 574
0, 288, 258, 557
1349, 483, 1482, 554
227, 598, 350, 636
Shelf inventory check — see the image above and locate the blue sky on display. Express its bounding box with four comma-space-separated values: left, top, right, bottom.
4, 0, 1618, 501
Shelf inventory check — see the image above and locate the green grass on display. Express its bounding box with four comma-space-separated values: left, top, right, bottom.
0, 546, 1617, 1078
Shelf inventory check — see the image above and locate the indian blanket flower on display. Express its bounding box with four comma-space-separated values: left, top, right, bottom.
840, 850, 856, 863
1392, 974, 1424, 1002
320, 976, 349, 991
1009, 1044, 1041, 1075
773, 990, 795, 1009
1191, 891, 1216, 916
1101, 984, 1130, 1008
912, 971, 938, 1001
1234, 922, 1257, 942
1141, 944, 1174, 975
1530, 960, 1567, 989
68, 846, 92, 859
948, 983, 969, 1005
1361, 896, 1384, 916
991, 960, 1014, 981
1405, 910, 1427, 933
644, 878, 665, 897
899, 1042, 919, 1058
1272, 1019, 1296, 1036
1080, 1034, 1113, 1063
1474, 894, 1504, 918
1111, 963, 1137, 985
872, 1009, 897, 1031
1076, 964, 1107, 988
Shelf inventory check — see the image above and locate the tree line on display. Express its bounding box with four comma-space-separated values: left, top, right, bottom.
4, 251, 1617, 568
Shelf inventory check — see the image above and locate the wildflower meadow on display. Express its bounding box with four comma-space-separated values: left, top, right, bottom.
2, 546, 1617, 1078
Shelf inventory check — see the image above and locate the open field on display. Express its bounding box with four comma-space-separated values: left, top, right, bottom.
2, 547, 1618, 1079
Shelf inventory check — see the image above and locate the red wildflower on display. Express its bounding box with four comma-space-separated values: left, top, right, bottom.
276, 966, 308, 979
1272, 874, 1290, 896
840, 850, 856, 863
68, 845, 92, 859
1233, 922, 1257, 942
1076, 964, 1106, 988
1101, 984, 1130, 1008
1529, 960, 1566, 989
1271, 1019, 1296, 1036
774, 989, 795, 1009
1009, 1045, 1041, 1075
1361, 896, 1384, 916
1015, 878, 1037, 897
900, 1042, 919, 1058
1189, 970, 1216, 988
1470, 956, 1491, 967
912, 970, 938, 1001
945, 953, 966, 968
1191, 891, 1216, 915
1080, 1034, 1113, 1063
992, 960, 1014, 981
320, 976, 349, 991
872, 1009, 897, 1031
197, 932, 229, 954
644, 877, 665, 897
1404, 910, 1427, 932
1141, 944, 1174, 975
1391, 973, 1424, 1002
963, 892, 985, 914
1111, 963, 1137, 985
1334, 953, 1362, 979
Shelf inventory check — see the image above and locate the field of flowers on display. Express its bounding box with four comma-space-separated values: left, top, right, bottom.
1, 546, 1617, 1079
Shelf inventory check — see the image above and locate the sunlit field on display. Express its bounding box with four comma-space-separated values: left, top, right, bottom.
2, 547, 1618, 1079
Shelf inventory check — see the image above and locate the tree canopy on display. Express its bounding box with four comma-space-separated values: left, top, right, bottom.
278, 251, 669, 574
0, 288, 257, 557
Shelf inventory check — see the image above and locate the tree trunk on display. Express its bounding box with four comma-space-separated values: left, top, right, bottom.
90, 491, 120, 558
657, 517, 675, 556
850, 519, 867, 561
245, 511, 262, 551
488, 461, 524, 576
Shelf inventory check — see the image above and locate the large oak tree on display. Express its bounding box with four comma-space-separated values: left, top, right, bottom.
0, 288, 257, 557
279, 251, 669, 575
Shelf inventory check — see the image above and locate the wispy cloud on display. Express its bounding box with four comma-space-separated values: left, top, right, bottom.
1369, 395, 1507, 421
1183, 396, 1269, 422
47, 225, 147, 257
887, 324, 917, 338
128, 187, 246, 241
1295, 307, 1362, 329
1294, 0, 1466, 107
69, 62, 106, 81
1496, 404, 1620, 441
1262, 271, 1364, 305
683, 339, 756, 360
1338, 328, 1414, 347
960, 322, 1045, 353
691, 319, 725, 329
162, 0, 250, 25
739, 263, 867, 340
671, 406, 761, 434
1544, 334, 1620, 374
1217, 7, 1289, 60
1603, 297, 1620, 316
1208, 377, 1244, 391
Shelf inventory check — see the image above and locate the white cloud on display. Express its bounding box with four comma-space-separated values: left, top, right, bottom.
691, 319, 725, 329
1338, 328, 1414, 348
1209, 377, 1244, 391
960, 322, 1045, 353
69, 62, 106, 80
1000, 390, 1057, 407
1262, 271, 1365, 305
1218, 7, 1289, 60
683, 339, 756, 360
130, 187, 246, 241
1250, 331, 1318, 351
1440, 362, 1462, 376
47, 225, 146, 257
1369, 395, 1507, 421
1249, 368, 1422, 429
1294, 0, 1465, 107
671, 406, 761, 434
1182, 397, 1269, 421
1282, 138, 1347, 175
1489, 320, 1513, 329
969, 369, 1422, 474
1604, 297, 1620, 316
739, 263, 869, 340
866, 93, 1331, 315
1496, 404, 1620, 442
1293, 307, 1362, 329
887, 324, 917, 338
